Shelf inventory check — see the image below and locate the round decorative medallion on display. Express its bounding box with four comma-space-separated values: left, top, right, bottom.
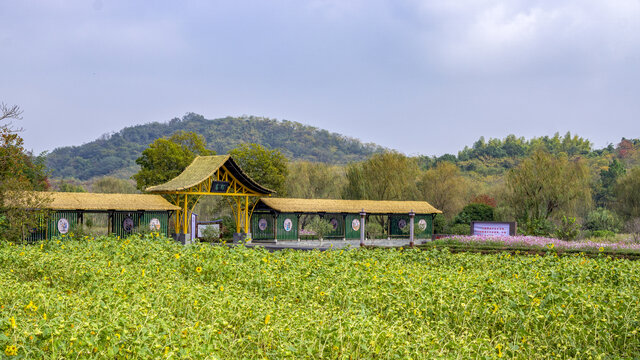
398, 219, 407, 230
258, 218, 268, 231
149, 218, 161, 231
122, 217, 134, 232
57, 218, 69, 234
283, 218, 293, 232
351, 218, 360, 231
418, 219, 427, 231
330, 218, 339, 230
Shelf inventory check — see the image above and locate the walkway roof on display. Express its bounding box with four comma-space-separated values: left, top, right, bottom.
28, 192, 180, 211
145, 155, 274, 194
257, 198, 442, 215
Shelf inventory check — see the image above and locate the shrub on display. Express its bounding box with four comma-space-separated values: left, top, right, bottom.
555, 216, 580, 241
366, 221, 384, 239
449, 223, 470, 235
306, 217, 333, 240
199, 225, 221, 243
433, 214, 447, 234
454, 203, 495, 225
584, 208, 623, 233
520, 218, 556, 237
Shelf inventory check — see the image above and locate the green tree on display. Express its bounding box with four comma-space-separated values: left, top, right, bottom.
505, 150, 592, 225
342, 151, 419, 201
229, 143, 289, 196
133, 131, 214, 191
57, 180, 87, 193
595, 159, 626, 207
0, 103, 51, 242
417, 162, 470, 219
285, 161, 345, 199
305, 216, 333, 241
454, 203, 495, 225
614, 167, 640, 219
92, 177, 138, 194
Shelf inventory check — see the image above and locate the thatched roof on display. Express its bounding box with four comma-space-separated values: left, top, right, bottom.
145, 155, 274, 194
26, 192, 180, 211
257, 198, 442, 215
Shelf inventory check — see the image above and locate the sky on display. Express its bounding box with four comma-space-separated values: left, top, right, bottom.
1, 0, 639, 157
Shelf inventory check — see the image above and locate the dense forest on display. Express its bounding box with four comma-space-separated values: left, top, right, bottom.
46, 113, 385, 180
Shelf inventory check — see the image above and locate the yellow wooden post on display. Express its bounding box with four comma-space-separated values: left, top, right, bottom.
236, 198, 241, 233
183, 194, 188, 235
244, 196, 249, 233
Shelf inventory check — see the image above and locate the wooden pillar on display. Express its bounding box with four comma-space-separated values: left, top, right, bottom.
409, 210, 415, 247
244, 196, 249, 233
183, 194, 188, 235
236, 198, 241, 233
360, 209, 366, 247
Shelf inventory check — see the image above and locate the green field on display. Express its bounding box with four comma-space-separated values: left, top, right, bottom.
1, 235, 639, 359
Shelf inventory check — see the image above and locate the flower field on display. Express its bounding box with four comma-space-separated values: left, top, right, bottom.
1, 235, 640, 359
423, 235, 640, 257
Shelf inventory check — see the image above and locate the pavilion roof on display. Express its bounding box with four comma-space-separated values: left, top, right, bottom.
145, 155, 274, 195
257, 198, 441, 215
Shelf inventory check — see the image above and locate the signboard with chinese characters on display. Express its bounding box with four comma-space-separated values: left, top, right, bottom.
471, 222, 516, 236
210, 181, 230, 193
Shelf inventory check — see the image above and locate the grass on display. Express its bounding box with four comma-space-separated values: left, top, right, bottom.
1, 234, 640, 358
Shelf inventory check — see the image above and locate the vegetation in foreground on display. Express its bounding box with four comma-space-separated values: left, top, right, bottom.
1, 235, 640, 359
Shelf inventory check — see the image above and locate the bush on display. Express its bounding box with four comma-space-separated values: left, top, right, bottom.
554, 216, 580, 241
433, 214, 447, 234
448, 223, 470, 235
306, 217, 333, 240
199, 225, 221, 243
454, 203, 495, 225
366, 221, 384, 239
520, 218, 556, 237
584, 208, 622, 233
585, 230, 616, 239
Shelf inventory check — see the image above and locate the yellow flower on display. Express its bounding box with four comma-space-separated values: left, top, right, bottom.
9, 316, 16, 329
547, 243, 554, 249
599, 247, 605, 252
43, 313, 47, 321
219, 285, 224, 292
175, 254, 180, 259
264, 314, 271, 325
196, 267, 202, 273
496, 344, 503, 358
4, 345, 18, 356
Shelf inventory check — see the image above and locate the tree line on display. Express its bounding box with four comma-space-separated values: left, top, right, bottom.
3, 100, 640, 241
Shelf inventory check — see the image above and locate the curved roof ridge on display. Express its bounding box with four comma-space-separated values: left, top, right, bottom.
258, 198, 442, 214
145, 155, 274, 194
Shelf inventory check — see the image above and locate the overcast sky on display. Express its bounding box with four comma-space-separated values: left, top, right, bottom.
1, 0, 639, 156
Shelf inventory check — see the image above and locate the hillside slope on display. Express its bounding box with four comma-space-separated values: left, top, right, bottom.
46, 113, 385, 180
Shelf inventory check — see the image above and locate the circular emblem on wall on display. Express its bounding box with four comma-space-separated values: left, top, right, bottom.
418, 219, 427, 231
149, 218, 161, 231
351, 219, 360, 231
122, 217, 134, 232
283, 218, 293, 232
330, 218, 338, 230
398, 219, 407, 230
258, 218, 268, 231
57, 218, 69, 234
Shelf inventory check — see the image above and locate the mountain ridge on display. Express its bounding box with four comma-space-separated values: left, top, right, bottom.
46, 113, 387, 180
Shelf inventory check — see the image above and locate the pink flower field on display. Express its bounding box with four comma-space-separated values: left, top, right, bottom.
435, 235, 640, 252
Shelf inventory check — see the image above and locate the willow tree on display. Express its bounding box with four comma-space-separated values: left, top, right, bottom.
342, 151, 419, 201
417, 161, 470, 219
505, 150, 591, 224
614, 167, 640, 219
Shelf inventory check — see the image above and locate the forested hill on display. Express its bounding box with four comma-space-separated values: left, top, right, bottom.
46, 113, 385, 180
